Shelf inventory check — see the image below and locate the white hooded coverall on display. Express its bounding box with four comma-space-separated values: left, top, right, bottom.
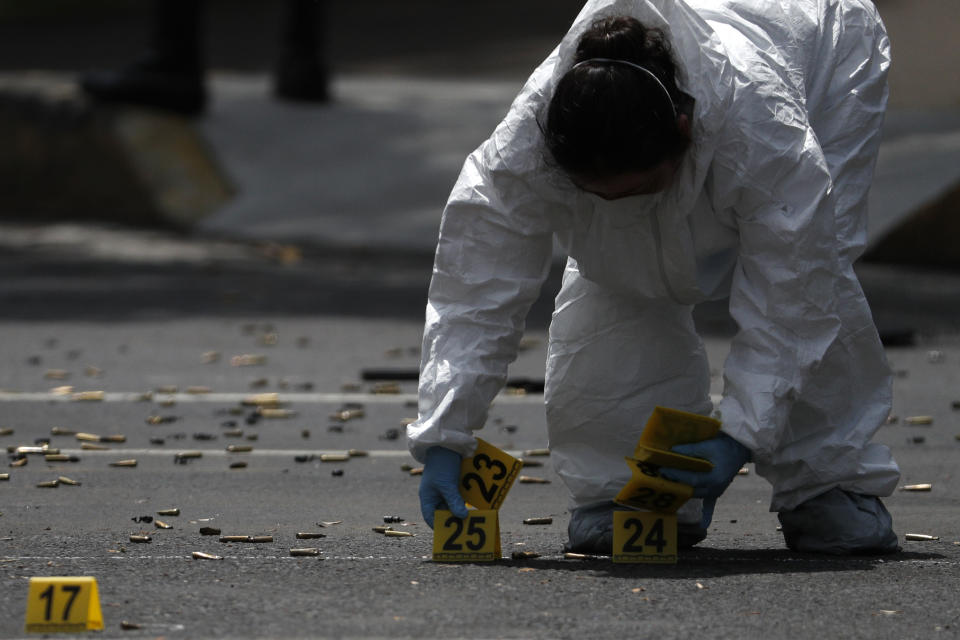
408, 0, 900, 515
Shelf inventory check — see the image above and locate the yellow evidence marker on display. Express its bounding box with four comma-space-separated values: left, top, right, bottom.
459, 438, 522, 511
433, 509, 501, 562
612, 511, 678, 564
615, 457, 693, 514
25, 576, 104, 633
635, 406, 720, 469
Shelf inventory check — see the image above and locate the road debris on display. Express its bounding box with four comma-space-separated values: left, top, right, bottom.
901, 484, 933, 492
50, 427, 75, 436
132, 516, 153, 523
383, 516, 404, 523
316, 521, 342, 527
522, 517, 553, 525
330, 408, 365, 422
199, 527, 221, 536
737, 466, 750, 475
511, 551, 541, 560
120, 620, 142, 630
202, 351, 221, 364
290, 548, 321, 557
187, 386, 212, 395
331, 469, 344, 476
927, 350, 945, 363
109, 459, 138, 467
518, 476, 551, 484
230, 461, 248, 469
232, 354, 267, 367
146, 415, 179, 425
192, 551, 223, 560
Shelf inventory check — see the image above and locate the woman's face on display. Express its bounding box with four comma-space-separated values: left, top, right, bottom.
572, 155, 681, 200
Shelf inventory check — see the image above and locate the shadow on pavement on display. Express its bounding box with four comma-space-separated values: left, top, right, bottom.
498, 549, 944, 578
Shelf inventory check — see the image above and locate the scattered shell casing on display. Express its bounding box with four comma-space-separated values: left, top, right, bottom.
330, 409, 365, 422
523, 517, 553, 525
110, 459, 138, 467
155, 385, 178, 395
75, 432, 102, 442
175, 451, 203, 459
519, 458, 543, 468
905, 416, 934, 426
84, 366, 103, 377
522, 448, 550, 457
192, 551, 222, 560
100, 434, 127, 443
901, 483, 933, 491
259, 332, 279, 346
230, 461, 248, 469
296, 532, 327, 539
120, 621, 142, 630
50, 427, 75, 436
0, 428, 13, 436
129, 535, 151, 543
158, 398, 176, 407
250, 536, 274, 543
223, 429, 244, 438
44, 369, 70, 380
202, 351, 221, 364
290, 548, 321, 557
258, 408, 296, 419
371, 382, 402, 395
905, 533, 939, 541
56, 476, 80, 486
0, 473, 9, 480
154, 520, 173, 529
10, 458, 27, 467
242, 392, 279, 407
17, 446, 49, 455
232, 354, 267, 367
518, 475, 551, 484
384, 530, 414, 538
147, 415, 178, 425
219, 535, 249, 543
563, 552, 593, 560
400, 463, 413, 471
36, 480, 60, 488
81, 443, 109, 450
51, 386, 74, 396
72, 391, 105, 402
227, 445, 253, 453
512, 551, 541, 560
199, 527, 221, 536
408, 467, 424, 476
347, 449, 368, 457
320, 454, 350, 462
372, 526, 392, 534
187, 386, 212, 395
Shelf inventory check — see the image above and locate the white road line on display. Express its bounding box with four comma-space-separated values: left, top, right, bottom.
0, 391, 547, 405
0, 391, 724, 405
52, 448, 417, 458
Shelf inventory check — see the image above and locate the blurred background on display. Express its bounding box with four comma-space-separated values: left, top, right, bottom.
0, 0, 957, 334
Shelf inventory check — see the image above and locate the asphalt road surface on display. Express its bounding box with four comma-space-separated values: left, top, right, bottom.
1, 316, 959, 639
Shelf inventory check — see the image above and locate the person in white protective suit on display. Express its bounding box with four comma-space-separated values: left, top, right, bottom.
409, 0, 902, 555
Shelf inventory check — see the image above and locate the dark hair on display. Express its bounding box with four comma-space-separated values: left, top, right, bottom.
542, 16, 690, 180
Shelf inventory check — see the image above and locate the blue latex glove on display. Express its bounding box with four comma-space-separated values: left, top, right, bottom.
659, 433, 751, 529
418, 446, 469, 528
